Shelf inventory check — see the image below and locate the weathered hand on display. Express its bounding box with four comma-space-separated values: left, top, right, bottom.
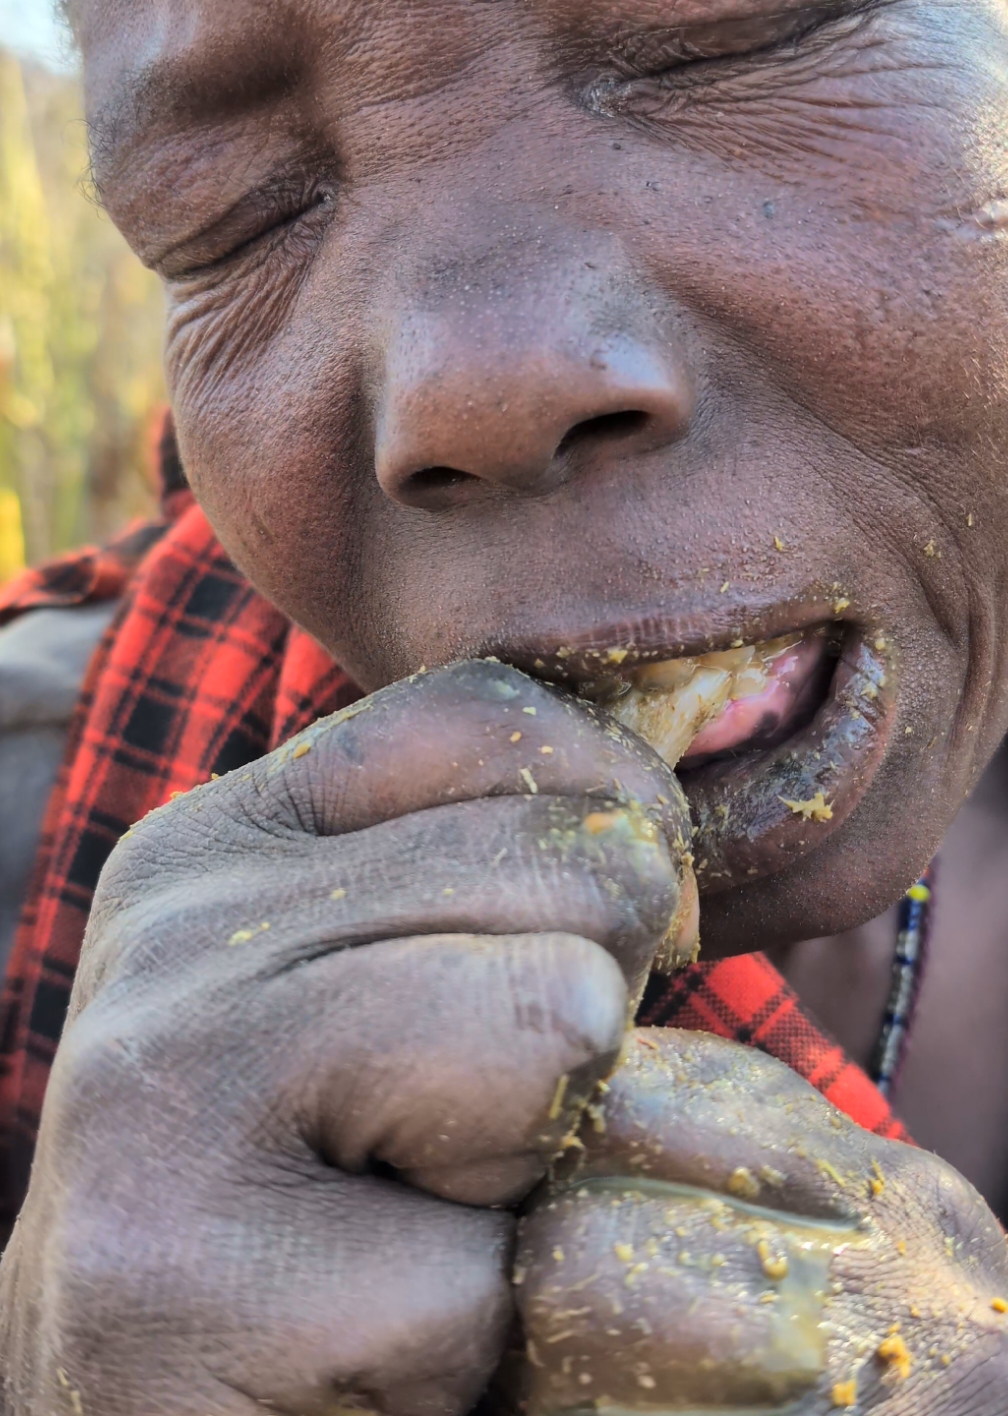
0, 661, 695, 1416
514, 1030, 1008, 1414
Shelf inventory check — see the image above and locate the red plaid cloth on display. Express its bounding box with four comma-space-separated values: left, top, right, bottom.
0, 496, 906, 1227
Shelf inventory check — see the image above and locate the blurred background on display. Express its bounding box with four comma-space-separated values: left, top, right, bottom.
0, 0, 165, 581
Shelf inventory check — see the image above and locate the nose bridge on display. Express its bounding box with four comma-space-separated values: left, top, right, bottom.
373, 214, 696, 504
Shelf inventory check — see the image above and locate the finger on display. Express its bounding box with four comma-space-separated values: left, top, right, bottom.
143, 658, 692, 854
508, 1031, 871, 1414
513, 1032, 1008, 1414
104, 660, 699, 981
227, 1176, 513, 1416
70, 925, 629, 1209
511, 1175, 855, 1413
21, 1154, 514, 1416
286, 659, 689, 839
119, 794, 682, 997
556, 1028, 881, 1223
271, 931, 629, 1206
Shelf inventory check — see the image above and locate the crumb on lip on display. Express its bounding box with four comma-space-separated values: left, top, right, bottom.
779, 791, 833, 823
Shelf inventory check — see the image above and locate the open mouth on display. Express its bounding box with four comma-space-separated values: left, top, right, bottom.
588, 629, 835, 773
508, 617, 897, 899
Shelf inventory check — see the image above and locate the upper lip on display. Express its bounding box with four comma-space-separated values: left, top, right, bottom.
485, 594, 854, 689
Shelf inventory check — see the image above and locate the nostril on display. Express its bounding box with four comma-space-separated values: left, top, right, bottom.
555, 409, 650, 457
406, 466, 477, 495
393, 465, 483, 506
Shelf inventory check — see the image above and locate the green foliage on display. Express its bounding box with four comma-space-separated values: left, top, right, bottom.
0, 48, 165, 565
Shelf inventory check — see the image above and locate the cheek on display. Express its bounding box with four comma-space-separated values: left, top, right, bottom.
629, 39, 1008, 465
164, 264, 374, 630
166, 293, 379, 657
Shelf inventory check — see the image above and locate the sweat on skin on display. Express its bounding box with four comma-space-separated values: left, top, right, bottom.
1, 0, 1008, 1412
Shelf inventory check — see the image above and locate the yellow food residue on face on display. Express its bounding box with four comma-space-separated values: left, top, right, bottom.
547, 1073, 569, 1120
779, 791, 834, 823
227, 921, 271, 946
831, 1379, 858, 1408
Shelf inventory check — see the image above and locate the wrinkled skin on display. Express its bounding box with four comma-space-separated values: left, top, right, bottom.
4, 0, 1008, 1412
0, 664, 692, 1414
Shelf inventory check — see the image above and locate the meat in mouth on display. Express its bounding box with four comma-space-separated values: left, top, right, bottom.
566, 623, 895, 897
597, 630, 835, 771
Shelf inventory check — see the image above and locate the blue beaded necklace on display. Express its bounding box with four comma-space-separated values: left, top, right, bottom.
870, 862, 936, 1097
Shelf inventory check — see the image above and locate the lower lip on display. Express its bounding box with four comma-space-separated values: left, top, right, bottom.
681, 630, 896, 894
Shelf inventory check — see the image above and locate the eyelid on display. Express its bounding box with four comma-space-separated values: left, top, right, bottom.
156, 178, 335, 281
593, 0, 879, 82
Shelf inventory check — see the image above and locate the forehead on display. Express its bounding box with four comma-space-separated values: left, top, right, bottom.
78, 0, 869, 166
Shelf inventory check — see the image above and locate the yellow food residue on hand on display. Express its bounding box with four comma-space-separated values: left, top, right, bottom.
876, 1334, 912, 1381
756, 1239, 789, 1281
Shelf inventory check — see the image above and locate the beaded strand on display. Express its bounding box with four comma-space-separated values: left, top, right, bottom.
870, 862, 936, 1098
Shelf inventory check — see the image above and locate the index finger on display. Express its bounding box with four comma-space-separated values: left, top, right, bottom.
239, 659, 690, 848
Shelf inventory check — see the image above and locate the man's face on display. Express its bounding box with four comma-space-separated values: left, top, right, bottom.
79, 0, 1008, 953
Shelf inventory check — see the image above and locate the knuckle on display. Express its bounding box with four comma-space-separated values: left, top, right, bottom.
42, 1005, 138, 1139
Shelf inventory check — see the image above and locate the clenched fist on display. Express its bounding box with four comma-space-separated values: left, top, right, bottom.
0, 662, 694, 1415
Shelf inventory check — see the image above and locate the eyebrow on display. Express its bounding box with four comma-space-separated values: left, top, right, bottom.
86, 29, 303, 192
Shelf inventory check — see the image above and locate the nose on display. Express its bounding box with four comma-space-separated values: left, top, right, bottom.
374, 260, 695, 509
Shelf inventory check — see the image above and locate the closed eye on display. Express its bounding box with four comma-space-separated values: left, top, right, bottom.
156, 182, 336, 283
585, 0, 885, 96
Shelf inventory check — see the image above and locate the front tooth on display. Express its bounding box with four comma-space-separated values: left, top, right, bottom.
629, 657, 698, 694
698, 645, 756, 673
611, 666, 733, 768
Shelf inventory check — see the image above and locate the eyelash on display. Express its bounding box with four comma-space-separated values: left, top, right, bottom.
587, 4, 880, 108
163, 184, 336, 284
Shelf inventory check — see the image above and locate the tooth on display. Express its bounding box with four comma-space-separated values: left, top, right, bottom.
611, 666, 733, 768
604, 633, 809, 767
697, 645, 755, 673
756, 633, 802, 663
729, 664, 769, 700
629, 657, 698, 694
